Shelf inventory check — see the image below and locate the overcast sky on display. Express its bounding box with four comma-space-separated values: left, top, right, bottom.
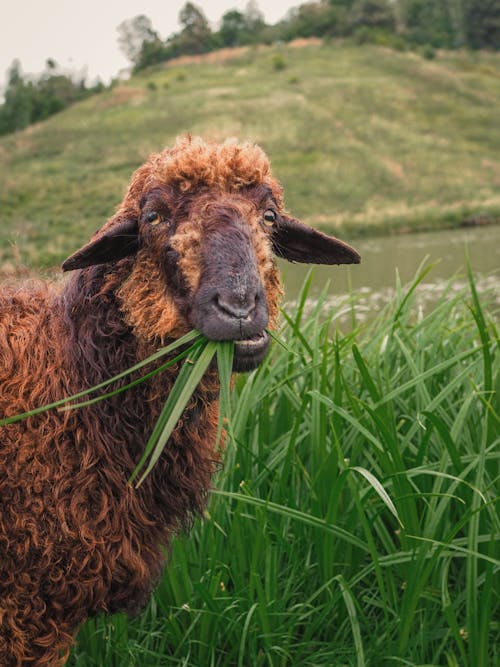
0, 0, 300, 85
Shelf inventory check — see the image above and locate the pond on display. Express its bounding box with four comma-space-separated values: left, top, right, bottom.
280, 223, 500, 323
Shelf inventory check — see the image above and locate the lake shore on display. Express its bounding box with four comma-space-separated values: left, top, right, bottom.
309, 203, 500, 241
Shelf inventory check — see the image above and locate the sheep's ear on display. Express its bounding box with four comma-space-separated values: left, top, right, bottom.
271, 216, 361, 265
62, 218, 139, 271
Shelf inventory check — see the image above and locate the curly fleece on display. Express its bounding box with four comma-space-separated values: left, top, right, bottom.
0, 137, 285, 666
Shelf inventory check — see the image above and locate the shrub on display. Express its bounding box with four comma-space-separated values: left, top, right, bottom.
272, 53, 287, 71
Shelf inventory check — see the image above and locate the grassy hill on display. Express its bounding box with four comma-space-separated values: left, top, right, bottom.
1, 41, 499, 269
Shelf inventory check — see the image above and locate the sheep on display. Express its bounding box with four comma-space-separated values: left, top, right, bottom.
0, 136, 360, 666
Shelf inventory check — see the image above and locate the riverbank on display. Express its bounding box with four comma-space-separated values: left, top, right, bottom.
309, 200, 500, 240
280, 222, 500, 328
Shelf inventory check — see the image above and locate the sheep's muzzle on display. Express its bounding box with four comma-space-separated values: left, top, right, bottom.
189, 220, 271, 372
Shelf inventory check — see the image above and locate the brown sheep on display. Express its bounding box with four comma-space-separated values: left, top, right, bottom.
0, 136, 360, 666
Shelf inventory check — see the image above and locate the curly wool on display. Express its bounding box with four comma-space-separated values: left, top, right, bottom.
0, 270, 220, 666
0, 137, 285, 666
0, 136, 360, 666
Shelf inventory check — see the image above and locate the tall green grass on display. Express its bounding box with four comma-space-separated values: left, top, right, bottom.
69, 271, 499, 667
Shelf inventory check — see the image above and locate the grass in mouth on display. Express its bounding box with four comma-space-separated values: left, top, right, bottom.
0, 330, 234, 487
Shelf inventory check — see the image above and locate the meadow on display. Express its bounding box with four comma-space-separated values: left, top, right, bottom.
1, 40, 498, 666
67, 270, 499, 666
0, 42, 499, 270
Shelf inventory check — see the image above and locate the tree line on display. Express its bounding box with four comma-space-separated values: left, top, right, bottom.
122, 0, 499, 71
0, 59, 104, 136
1, 0, 498, 136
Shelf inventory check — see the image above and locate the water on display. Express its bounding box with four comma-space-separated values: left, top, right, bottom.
280, 224, 500, 322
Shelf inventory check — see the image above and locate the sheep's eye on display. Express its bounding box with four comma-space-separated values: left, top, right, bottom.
145, 211, 162, 225
263, 209, 277, 227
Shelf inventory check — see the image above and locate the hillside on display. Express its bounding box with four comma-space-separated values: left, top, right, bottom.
0, 42, 499, 269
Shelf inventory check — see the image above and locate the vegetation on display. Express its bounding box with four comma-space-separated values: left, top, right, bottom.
122, 0, 500, 72
0, 59, 104, 136
0, 42, 498, 270
1, 0, 498, 135
66, 269, 499, 666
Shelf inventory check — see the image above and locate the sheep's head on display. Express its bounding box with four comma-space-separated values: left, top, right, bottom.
63, 137, 360, 371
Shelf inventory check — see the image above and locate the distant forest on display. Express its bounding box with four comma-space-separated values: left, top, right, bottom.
1, 0, 499, 136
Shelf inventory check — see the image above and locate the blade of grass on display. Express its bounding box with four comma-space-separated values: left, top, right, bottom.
335, 575, 366, 667
0, 330, 202, 426
350, 466, 403, 527
215, 341, 234, 446
132, 341, 218, 486
212, 490, 370, 552
59, 345, 202, 411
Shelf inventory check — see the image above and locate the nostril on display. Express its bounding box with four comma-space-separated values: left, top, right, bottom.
215, 293, 256, 320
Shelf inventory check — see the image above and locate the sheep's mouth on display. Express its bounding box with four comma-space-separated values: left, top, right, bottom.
232, 331, 270, 372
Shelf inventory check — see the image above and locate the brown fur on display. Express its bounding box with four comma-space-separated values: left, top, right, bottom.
0, 137, 359, 665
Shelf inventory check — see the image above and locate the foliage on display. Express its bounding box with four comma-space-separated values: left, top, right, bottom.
350, 0, 396, 31
67, 270, 499, 666
464, 0, 500, 50
219, 10, 248, 47
117, 15, 160, 67
117, 0, 498, 76
402, 0, 458, 47
218, 3, 267, 48
401, 0, 500, 49
175, 2, 214, 55
0, 59, 103, 136
281, 1, 349, 40
1, 43, 499, 268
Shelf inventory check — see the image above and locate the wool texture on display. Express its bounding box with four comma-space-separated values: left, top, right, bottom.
0, 137, 285, 666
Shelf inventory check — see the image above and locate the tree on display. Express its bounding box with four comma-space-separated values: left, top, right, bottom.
219, 9, 247, 46
244, 0, 266, 32
135, 38, 170, 70
464, 0, 500, 49
117, 15, 160, 66
0, 58, 102, 136
401, 0, 455, 46
0, 60, 33, 133
350, 0, 397, 30
284, 1, 345, 39
33, 61, 87, 121
177, 2, 213, 54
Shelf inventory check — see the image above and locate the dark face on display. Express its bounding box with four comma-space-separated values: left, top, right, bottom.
63, 183, 360, 372
189, 220, 271, 371
137, 185, 279, 371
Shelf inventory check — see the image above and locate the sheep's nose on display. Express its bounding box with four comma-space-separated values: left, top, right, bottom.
215, 292, 257, 320
192, 282, 268, 342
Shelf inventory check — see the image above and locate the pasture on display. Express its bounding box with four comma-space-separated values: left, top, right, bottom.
68, 271, 499, 666
1, 43, 499, 270
0, 40, 498, 667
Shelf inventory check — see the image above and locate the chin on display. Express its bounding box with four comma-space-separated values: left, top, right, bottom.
232, 331, 270, 372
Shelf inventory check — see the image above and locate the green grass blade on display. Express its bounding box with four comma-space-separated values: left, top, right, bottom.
335, 575, 366, 667
0, 330, 202, 426
59, 346, 201, 411
215, 341, 234, 447
350, 466, 403, 527
132, 341, 218, 486
212, 490, 370, 552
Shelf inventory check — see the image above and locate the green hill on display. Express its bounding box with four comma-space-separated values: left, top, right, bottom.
1, 42, 499, 269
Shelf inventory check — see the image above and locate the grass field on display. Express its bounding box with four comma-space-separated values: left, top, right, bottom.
1, 42, 499, 269
66, 270, 499, 667
1, 41, 498, 665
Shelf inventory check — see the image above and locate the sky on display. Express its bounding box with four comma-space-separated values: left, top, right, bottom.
0, 0, 301, 85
